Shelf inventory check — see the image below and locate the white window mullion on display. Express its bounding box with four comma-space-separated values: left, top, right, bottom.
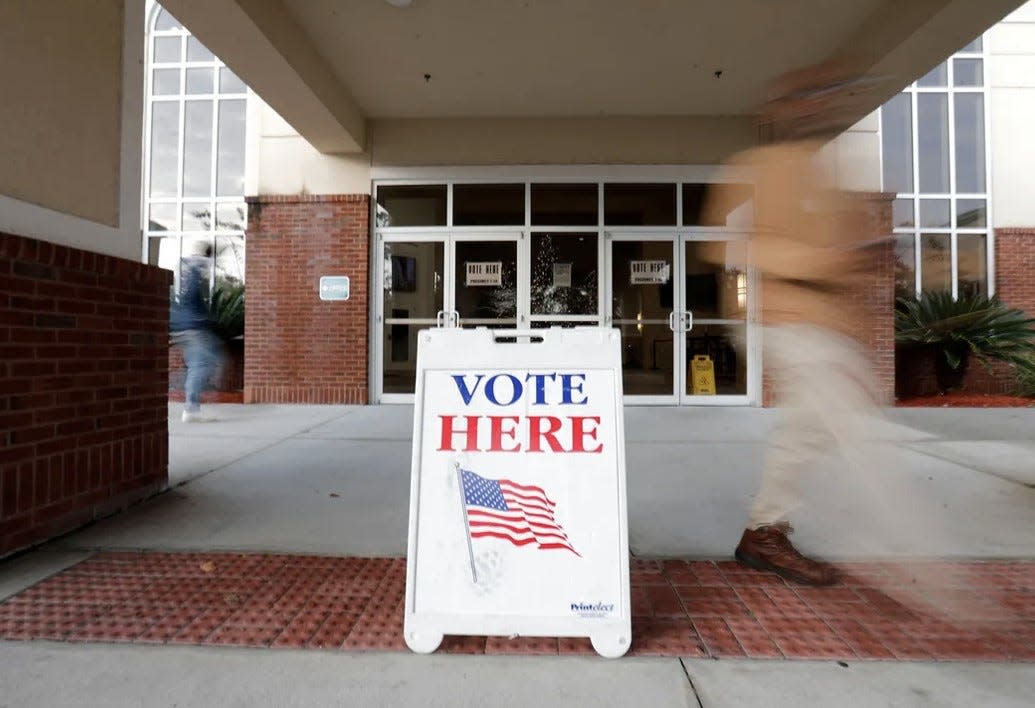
946, 60, 959, 299
910, 89, 922, 297
981, 37, 995, 298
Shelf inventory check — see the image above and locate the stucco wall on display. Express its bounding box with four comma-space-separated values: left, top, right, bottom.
0, 0, 144, 260
249, 99, 372, 196
824, 112, 882, 193
989, 0, 1035, 228
249, 94, 763, 196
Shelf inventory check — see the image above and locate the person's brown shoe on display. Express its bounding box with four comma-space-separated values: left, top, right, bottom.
735, 523, 837, 586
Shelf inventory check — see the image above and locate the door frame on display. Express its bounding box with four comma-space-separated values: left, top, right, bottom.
605, 231, 681, 405
606, 230, 758, 406
678, 229, 757, 406
373, 230, 526, 403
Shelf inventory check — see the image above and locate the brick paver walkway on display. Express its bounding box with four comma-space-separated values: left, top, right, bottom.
2, 552, 1033, 660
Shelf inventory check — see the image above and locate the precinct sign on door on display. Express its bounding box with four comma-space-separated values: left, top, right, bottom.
629, 260, 670, 284
465, 261, 502, 286
404, 327, 630, 658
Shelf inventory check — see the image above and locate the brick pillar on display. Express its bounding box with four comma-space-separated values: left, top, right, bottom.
0, 232, 170, 557
761, 192, 895, 406
244, 195, 369, 404
961, 227, 1035, 394
995, 228, 1035, 315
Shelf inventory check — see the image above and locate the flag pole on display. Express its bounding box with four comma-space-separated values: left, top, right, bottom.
455, 463, 478, 583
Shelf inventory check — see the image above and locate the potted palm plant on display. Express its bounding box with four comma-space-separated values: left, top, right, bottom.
895, 291, 1035, 393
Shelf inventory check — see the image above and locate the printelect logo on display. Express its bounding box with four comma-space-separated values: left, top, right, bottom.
570, 602, 614, 614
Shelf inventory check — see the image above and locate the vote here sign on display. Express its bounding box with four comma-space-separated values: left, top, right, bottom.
404, 327, 630, 658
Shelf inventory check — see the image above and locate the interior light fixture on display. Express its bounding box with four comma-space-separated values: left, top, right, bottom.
385, 0, 413, 7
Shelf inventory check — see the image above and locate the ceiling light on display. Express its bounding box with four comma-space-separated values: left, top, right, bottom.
385, 0, 413, 7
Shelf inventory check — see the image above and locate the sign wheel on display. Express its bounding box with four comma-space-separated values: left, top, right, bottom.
405, 630, 443, 654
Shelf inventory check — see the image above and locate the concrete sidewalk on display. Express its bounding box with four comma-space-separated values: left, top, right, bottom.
44, 404, 1035, 559
1, 403, 1033, 707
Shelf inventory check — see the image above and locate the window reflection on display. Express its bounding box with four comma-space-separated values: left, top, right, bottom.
531, 184, 598, 226
894, 235, 916, 299
956, 199, 986, 227
530, 233, 598, 316
453, 184, 524, 226
376, 185, 447, 227
186, 68, 214, 94
216, 235, 245, 284
154, 36, 180, 63
917, 62, 948, 87
605, 184, 676, 226
892, 198, 914, 228
881, 94, 913, 194
183, 101, 213, 196
149, 102, 178, 197
918, 200, 950, 228
955, 94, 985, 193
957, 234, 987, 298
920, 234, 952, 294
918, 94, 950, 193
217, 100, 246, 196
454, 241, 518, 321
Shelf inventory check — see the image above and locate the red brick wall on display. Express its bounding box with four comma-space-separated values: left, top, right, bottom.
0, 232, 170, 558
977, 227, 1035, 394
244, 195, 369, 404
996, 228, 1035, 316
762, 192, 895, 406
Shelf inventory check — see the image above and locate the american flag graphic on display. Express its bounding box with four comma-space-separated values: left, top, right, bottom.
460, 469, 579, 556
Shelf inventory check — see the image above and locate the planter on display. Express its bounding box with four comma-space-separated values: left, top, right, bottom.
933, 345, 970, 394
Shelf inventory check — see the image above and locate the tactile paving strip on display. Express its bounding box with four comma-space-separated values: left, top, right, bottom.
1, 552, 1033, 660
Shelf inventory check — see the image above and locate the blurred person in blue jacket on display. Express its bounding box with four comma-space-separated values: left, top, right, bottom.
171, 242, 223, 423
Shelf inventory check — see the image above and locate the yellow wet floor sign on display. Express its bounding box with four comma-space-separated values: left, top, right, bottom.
690, 355, 716, 395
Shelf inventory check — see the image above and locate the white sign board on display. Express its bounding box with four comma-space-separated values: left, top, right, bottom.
552, 263, 572, 288
405, 327, 630, 658
465, 261, 502, 287
629, 260, 670, 284
318, 275, 350, 301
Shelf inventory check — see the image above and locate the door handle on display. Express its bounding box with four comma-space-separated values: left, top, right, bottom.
450, 310, 461, 328
668, 311, 677, 332
684, 311, 693, 332
436, 310, 447, 328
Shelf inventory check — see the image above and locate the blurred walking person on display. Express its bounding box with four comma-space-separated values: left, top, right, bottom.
706, 61, 889, 585
171, 242, 223, 423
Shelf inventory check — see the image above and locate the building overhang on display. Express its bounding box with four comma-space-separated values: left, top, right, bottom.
158, 0, 1023, 158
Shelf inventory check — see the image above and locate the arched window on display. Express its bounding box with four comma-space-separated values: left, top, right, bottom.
144, 5, 247, 293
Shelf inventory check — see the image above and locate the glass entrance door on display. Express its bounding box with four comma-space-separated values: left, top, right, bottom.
380, 236, 445, 397
608, 236, 679, 403
607, 232, 753, 404
452, 234, 521, 331
377, 233, 523, 401
680, 234, 751, 404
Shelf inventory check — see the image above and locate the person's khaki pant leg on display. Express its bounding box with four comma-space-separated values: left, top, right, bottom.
748, 325, 878, 529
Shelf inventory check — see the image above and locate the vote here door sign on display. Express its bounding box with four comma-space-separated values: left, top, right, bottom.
404, 327, 631, 658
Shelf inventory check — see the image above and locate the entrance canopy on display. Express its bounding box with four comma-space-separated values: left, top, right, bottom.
161, 0, 1022, 158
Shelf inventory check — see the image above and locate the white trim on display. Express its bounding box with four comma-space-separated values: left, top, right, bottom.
982, 41, 996, 296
